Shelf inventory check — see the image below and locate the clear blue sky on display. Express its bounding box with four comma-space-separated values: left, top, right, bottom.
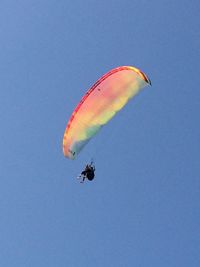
1, 0, 200, 266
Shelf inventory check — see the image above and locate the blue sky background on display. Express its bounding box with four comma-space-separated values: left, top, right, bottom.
1, 0, 200, 266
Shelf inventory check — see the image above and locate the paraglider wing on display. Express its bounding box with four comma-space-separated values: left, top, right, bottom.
63, 66, 151, 159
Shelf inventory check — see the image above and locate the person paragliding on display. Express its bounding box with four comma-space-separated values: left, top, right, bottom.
77, 162, 95, 183
62, 66, 151, 183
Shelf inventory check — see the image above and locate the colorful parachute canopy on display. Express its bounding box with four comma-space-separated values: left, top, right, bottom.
63, 66, 151, 159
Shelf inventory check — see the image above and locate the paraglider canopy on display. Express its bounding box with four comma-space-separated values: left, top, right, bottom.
63, 66, 151, 159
